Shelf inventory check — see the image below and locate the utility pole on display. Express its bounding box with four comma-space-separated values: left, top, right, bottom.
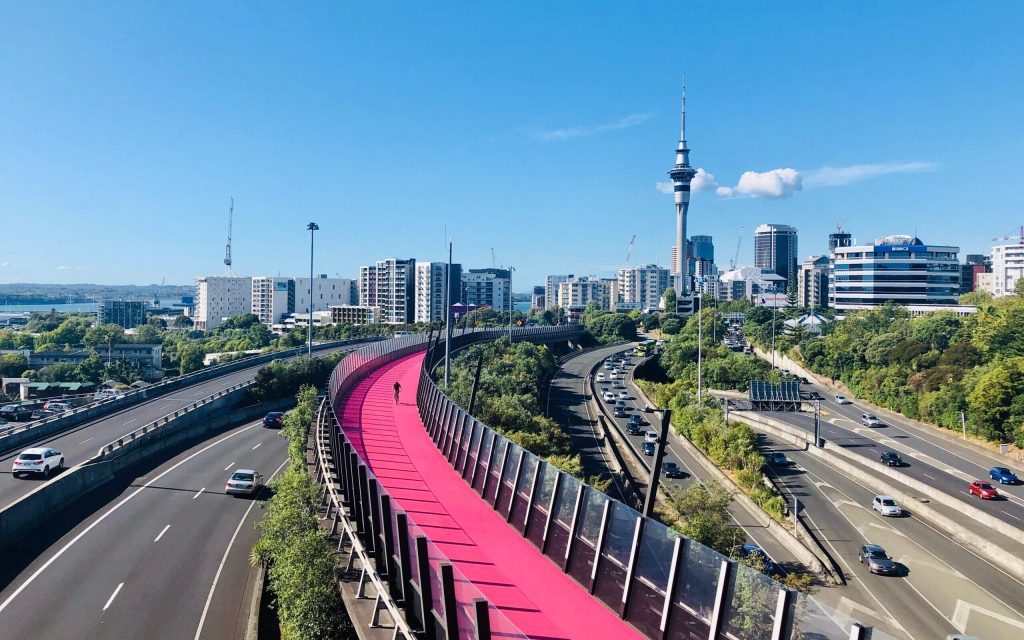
306, 222, 319, 359
961, 411, 967, 439
444, 240, 453, 390
814, 399, 822, 447
697, 297, 703, 403
508, 267, 515, 343
643, 409, 672, 518
771, 295, 778, 369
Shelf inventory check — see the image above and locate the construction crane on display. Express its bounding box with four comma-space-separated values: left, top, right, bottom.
624, 234, 636, 264
992, 226, 1024, 244
491, 248, 496, 268
729, 226, 744, 270
224, 197, 234, 275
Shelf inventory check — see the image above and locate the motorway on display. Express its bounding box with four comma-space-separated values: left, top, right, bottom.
0, 344, 356, 509
0, 418, 287, 639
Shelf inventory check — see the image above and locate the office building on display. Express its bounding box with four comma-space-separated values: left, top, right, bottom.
414, 262, 462, 323
531, 286, 545, 310
829, 235, 960, 309
667, 86, 698, 295
251, 276, 354, 327
330, 305, 383, 325
295, 276, 355, 317
617, 264, 670, 311
692, 235, 714, 262
193, 276, 252, 331
98, 300, 148, 329
798, 256, 830, 308
829, 229, 853, 255
961, 254, 991, 294
462, 268, 510, 312
984, 241, 1024, 297
718, 267, 787, 303
545, 275, 572, 310
754, 224, 799, 287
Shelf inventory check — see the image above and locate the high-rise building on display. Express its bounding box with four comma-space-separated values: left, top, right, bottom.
617, 264, 670, 311
295, 276, 355, 319
193, 276, 252, 331
557, 276, 615, 316
98, 300, 148, 329
961, 254, 991, 294
414, 262, 462, 323
754, 224, 799, 287
462, 268, 509, 312
829, 235, 960, 309
797, 256, 830, 308
251, 276, 295, 326
531, 286, 545, 310
691, 235, 714, 262
985, 241, 1024, 297
718, 267, 787, 304
369, 259, 416, 324
545, 274, 572, 310
828, 230, 853, 255
668, 84, 697, 295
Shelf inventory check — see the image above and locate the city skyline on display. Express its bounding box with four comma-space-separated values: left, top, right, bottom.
1, 3, 1022, 288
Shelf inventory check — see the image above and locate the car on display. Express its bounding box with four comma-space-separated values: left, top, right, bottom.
732, 544, 776, 572
94, 388, 124, 401
626, 423, 643, 435
12, 447, 64, 478
768, 451, 790, 466
608, 374, 618, 381
872, 495, 902, 517
969, 480, 999, 500
596, 372, 605, 382
858, 544, 898, 575
834, 395, 852, 405
798, 377, 810, 384
615, 399, 626, 409
880, 451, 904, 467
614, 407, 627, 418
0, 404, 34, 422
861, 413, 881, 427
642, 405, 654, 413
643, 430, 658, 444
618, 390, 629, 399
641, 441, 656, 456
226, 469, 264, 497
43, 400, 72, 413
989, 467, 1019, 485
603, 391, 615, 403
628, 414, 646, 426
263, 411, 284, 428
780, 369, 791, 377
807, 391, 824, 401
663, 462, 685, 478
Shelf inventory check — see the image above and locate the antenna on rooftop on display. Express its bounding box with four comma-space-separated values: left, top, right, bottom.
224, 197, 234, 275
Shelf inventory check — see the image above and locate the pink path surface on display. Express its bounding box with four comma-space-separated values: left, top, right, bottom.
339, 352, 642, 640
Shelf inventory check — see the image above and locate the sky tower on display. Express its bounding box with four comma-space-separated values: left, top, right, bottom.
668, 81, 697, 296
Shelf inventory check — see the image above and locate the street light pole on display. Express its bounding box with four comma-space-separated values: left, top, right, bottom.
771, 294, 778, 370
508, 266, 515, 343
697, 297, 703, 403
306, 222, 319, 359
444, 240, 452, 390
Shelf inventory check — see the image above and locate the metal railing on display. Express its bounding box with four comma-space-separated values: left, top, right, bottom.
415, 338, 892, 640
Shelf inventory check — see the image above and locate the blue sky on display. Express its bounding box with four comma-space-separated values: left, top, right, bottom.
1, 2, 1021, 289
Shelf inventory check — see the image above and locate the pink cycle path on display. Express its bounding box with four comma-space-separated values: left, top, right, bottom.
339, 352, 642, 640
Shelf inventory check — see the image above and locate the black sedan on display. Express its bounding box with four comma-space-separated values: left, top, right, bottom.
662, 462, 686, 478
641, 441, 656, 456
880, 451, 904, 467
263, 411, 284, 428
0, 405, 34, 422
626, 423, 643, 436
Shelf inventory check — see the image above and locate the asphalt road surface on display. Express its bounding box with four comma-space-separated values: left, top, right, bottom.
0, 418, 287, 640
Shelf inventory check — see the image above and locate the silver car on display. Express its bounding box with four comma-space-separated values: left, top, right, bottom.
226, 469, 264, 497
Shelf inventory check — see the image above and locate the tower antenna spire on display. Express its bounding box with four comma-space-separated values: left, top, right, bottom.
680, 72, 687, 144
224, 197, 234, 275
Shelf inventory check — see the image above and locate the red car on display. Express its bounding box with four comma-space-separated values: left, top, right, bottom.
969, 480, 999, 500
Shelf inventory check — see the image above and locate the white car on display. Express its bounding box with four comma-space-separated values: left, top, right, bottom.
603, 391, 615, 402
43, 400, 72, 413
618, 390, 629, 399
95, 388, 124, 401
608, 374, 618, 381
834, 395, 852, 405
596, 373, 605, 382
644, 431, 658, 444
861, 413, 881, 427
226, 469, 264, 497
12, 447, 64, 478
872, 495, 901, 517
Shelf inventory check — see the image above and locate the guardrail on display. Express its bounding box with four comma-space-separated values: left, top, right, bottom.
0, 337, 375, 452
415, 337, 888, 640
316, 326, 584, 640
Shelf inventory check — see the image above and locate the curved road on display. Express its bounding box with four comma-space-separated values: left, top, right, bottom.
0, 418, 287, 639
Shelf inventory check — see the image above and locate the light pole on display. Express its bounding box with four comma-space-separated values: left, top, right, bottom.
444, 240, 453, 390
508, 266, 516, 343
771, 291, 778, 370
697, 296, 703, 403
306, 222, 319, 359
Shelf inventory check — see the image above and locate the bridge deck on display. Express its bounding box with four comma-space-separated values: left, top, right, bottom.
340, 352, 641, 640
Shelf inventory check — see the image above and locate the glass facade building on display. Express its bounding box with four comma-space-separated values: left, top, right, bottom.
829, 236, 960, 309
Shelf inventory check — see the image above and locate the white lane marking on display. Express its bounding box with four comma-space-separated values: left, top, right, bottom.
0, 423, 259, 615
192, 487, 205, 500
922, 473, 936, 480
193, 457, 289, 640
1001, 510, 1021, 521
154, 524, 171, 542
223, 462, 234, 471
252, 443, 262, 450
158, 403, 173, 410
78, 437, 94, 445
122, 418, 137, 426
102, 582, 124, 612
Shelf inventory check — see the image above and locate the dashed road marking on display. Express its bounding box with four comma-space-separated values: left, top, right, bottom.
102, 583, 124, 612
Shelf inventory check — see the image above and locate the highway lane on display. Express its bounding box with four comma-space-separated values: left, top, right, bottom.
0, 344, 355, 508
761, 432, 1024, 640
0, 418, 287, 640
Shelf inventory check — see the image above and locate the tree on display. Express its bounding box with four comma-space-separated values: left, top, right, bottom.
663, 482, 735, 555
661, 317, 682, 335
172, 315, 194, 329
75, 354, 106, 383
132, 323, 162, 344
178, 342, 205, 374
662, 287, 677, 312
1016, 279, 1024, 297
38, 363, 81, 382
0, 353, 28, 377
84, 324, 126, 353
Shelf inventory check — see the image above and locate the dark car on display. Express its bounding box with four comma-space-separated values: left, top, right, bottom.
614, 407, 628, 418
989, 467, 1019, 485
0, 405, 33, 422
880, 451, 904, 467
858, 544, 898, 575
263, 411, 284, 428
626, 423, 643, 436
733, 544, 777, 573
768, 451, 791, 466
663, 462, 685, 478
628, 414, 646, 426
641, 441, 656, 456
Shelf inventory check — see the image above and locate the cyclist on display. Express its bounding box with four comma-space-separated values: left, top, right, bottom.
393, 381, 402, 404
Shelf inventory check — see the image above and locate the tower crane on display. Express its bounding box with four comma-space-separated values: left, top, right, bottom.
729, 226, 744, 270
224, 197, 234, 276
491, 248, 496, 268
624, 234, 636, 264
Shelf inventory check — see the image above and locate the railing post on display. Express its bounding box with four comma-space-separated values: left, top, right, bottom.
473, 598, 492, 640
522, 460, 544, 532
415, 536, 436, 639
396, 512, 414, 619
368, 479, 383, 567
505, 451, 526, 523
440, 563, 460, 640
660, 537, 686, 640
620, 515, 645, 618
463, 422, 482, 480
451, 412, 470, 467
357, 464, 371, 541
771, 588, 797, 640
471, 430, 496, 491
379, 494, 395, 580
848, 623, 873, 640
541, 472, 564, 554
563, 484, 586, 572
707, 559, 735, 640
348, 453, 361, 524
487, 440, 510, 507
589, 500, 613, 594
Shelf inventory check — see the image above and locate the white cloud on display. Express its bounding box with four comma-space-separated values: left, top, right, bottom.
0, 261, 9, 267
57, 265, 71, 270
533, 112, 651, 142
656, 168, 717, 195
803, 161, 936, 187
729, 168, 803, 199
716, 186, 734, 197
